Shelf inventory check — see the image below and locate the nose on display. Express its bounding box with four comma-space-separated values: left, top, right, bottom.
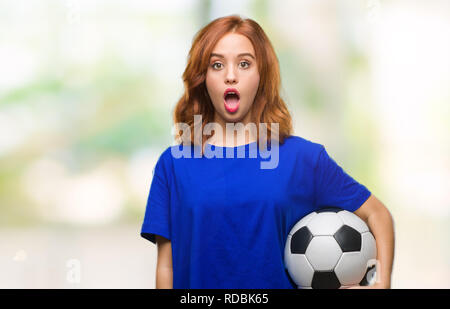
225, 67, 237, 84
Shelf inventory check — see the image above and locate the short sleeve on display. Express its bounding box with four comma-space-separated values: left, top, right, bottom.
313, 145, 371, 212
140, 151, 171, 244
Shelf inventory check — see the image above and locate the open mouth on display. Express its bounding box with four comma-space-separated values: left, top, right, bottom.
223, 88, 240, 113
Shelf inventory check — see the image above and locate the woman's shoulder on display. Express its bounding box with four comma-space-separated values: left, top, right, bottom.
283, 135, 323, 152
282, 135, 324, 165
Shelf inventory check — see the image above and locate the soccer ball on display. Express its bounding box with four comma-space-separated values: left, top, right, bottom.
284, 207, 377, 289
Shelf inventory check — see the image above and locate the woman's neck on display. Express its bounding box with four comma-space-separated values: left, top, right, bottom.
207, 118, 257, 147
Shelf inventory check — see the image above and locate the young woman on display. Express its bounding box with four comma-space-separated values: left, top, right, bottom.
140, 15, 395, 289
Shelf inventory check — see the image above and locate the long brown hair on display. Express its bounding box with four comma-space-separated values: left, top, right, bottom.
173, 14, 293, 154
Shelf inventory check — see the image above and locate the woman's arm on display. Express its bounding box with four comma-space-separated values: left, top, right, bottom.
155, 235, 173, 289
353, 194, 395, 288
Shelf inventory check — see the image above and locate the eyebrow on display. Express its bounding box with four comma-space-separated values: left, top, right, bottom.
210, 52, 255, 60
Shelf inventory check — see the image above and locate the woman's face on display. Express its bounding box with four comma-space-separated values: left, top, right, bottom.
205, 33, 260, 127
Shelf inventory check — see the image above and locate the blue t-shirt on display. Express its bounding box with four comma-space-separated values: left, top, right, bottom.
140, 135, 371, 289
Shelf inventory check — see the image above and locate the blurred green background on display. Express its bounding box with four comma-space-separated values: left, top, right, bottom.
0, 0, 449, 288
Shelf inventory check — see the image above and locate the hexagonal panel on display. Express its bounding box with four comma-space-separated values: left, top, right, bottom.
334, 252, 367, 286
361, 232, 377, 261
290, 226, 313, 254
337, 210, 369, 233
305, 236, 342, 271
284, 253, 315, 288
285, 268, 298, 288
311, 271, 341, 289
288, 212, 317, 236
334, 225, 361, 252
284, 234, 292, 264
307, 213, 343, 236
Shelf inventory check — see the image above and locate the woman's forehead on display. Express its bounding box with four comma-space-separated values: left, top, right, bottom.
212, 33, 255, 55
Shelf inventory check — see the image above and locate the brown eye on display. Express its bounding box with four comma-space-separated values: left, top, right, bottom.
212, 63, 222, 69
240, 61, 250, 68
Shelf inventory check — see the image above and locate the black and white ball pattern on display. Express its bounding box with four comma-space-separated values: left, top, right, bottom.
284, 207, 377, 289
